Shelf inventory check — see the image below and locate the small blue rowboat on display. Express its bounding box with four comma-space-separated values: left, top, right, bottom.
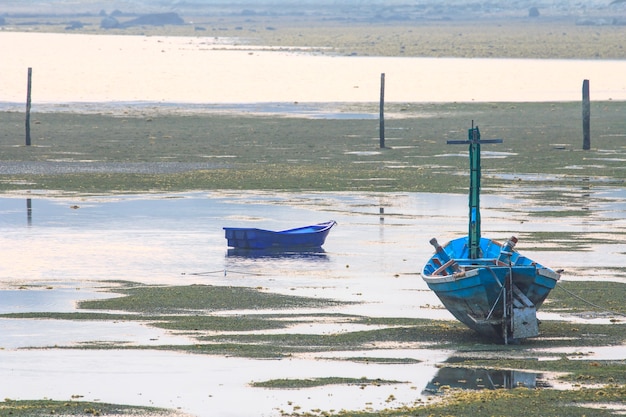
224, 221, 336, 250
421, 124, 560, 343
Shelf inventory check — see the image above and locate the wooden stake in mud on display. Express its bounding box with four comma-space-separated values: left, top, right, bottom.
379, 73, 385, 149
25, 67, 33, 146
27, 198, 32, 226
582, 79, 590, 150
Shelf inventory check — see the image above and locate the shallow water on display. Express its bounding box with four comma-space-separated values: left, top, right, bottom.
423, 365, 549, 393
0, 190, 624, 416
2, 32, 626, 106
0, 349, 451, 417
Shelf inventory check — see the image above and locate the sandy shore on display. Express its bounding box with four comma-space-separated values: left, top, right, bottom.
2, 32, 626, 104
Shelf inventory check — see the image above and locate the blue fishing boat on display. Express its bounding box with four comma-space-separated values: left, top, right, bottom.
421, 124, 560, 343
224, 221, 336, 250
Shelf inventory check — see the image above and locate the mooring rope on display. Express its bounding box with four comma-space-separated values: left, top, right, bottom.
182, 269, 268, 277
555, 282, 626, 317
182, 270, 224, 276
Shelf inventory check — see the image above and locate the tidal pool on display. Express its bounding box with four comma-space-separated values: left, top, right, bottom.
0, 190, 624, 417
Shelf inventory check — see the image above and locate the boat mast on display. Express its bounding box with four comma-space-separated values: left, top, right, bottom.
468, 125, 481, 259
447, 122, 502, 259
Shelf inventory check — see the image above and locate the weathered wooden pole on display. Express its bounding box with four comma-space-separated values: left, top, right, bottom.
27, 198, 32, 226
25, 67, 33, 146
379, 73, 385, 149
582, 79, 590, 150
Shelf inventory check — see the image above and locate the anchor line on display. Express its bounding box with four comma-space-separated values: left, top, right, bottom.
485, 267, 503, 321
484, 267, 503, 321
183, 270, 268, 277
555, 282, 626, 317
183, 270, 225, 276
223, 269, 268, 276
486, 286, 504, 321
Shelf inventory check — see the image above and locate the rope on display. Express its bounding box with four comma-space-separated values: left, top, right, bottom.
182, 270, 224, 276
555, 282, 626, 317
182, 269, 268, 277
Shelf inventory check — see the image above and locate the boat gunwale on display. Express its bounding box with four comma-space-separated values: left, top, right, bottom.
223, 220, 337, 249
223, 220, 336, 235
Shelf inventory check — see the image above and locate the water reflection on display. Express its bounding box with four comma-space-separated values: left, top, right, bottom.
0, 190, 624, 417
226, 247, 328, 260
5, 33, 626, 103
424, 366, 547, 394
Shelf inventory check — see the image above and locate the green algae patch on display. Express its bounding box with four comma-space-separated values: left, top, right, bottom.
3, 282, 623, 358
0, 312, 139, 321
3, 101, 626, 194
288, 386, 626, 417
251, 377, 404, 389
152, 314, 293, 332
535, 320, 626, 349
546, 281, 626, 315
102, 321, 468, 359
78, 284, 346, 314
521, 231, 626, 252
402, 386, 625, 417
343, 357, 422, 364
0, 399, 178, 417
166, 316, 618, 357
190, 320, 475, 357
5, 290, 623, 357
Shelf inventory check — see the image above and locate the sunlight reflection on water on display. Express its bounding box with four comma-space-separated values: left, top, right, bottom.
2, 32, 626, 104
1, 189, 624, 320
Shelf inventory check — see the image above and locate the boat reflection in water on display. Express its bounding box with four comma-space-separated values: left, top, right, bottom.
424, 366, 547, 394
226, 247, 328, 260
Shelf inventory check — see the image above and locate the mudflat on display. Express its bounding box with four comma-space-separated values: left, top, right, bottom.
1, 3, 625, 417
2, 101, 626, 194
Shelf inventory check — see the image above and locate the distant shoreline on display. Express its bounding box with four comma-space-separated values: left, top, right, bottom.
2, 5, 626, 60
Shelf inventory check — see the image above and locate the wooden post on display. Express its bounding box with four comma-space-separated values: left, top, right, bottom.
582, 79, 590, 150
379, 73, 385, 149
25, 67, 32, 146
27, 198, 32, 226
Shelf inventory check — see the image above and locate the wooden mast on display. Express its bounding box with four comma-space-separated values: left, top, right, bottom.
447, 122, 502, 259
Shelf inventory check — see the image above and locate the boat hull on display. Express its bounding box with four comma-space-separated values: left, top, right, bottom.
422, 236, 560, 342
224, 221, 336, 250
